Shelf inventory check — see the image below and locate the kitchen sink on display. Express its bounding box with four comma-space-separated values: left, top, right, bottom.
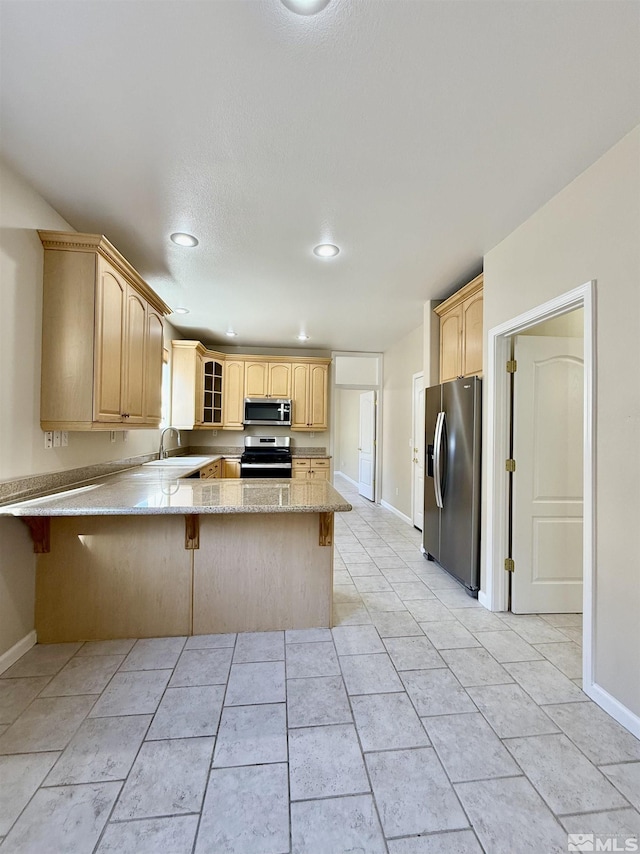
143, 456, 214, 467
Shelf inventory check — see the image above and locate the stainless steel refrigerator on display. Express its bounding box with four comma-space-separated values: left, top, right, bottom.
423, 376, 482, 595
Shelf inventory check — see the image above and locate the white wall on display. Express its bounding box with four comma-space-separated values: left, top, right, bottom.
423, 299, 441, 387
381, 325, 424, 518
0, 158, 171, 657
483, 126, 640, 717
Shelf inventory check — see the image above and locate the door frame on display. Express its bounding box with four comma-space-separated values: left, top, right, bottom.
483, 281, 595, 693
330, 351, 383, 504
411, 371, 425, 528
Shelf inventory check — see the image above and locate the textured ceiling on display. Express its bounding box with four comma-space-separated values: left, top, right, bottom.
1, 0, 639, 352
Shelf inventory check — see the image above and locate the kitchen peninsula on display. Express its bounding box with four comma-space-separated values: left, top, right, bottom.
2, 458, 351, 643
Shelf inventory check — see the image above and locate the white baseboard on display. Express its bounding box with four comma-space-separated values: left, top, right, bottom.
0, 630, 37, 675
477, 590, 491, 610
380, 500, 412, 527
586, 681, 640, 740
333, 471, 359, 488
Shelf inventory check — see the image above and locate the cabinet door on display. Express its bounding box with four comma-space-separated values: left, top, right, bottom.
245, 362, 268, 398
439, 308, 462, 383
123, 287, 147, 423
201, 358, 223, 427
310, 468, 330, 481
268, 363, 291, 398
144, 308, 164, 424
308, 364, 328, 429
462, 291, 483, 377
94, 259, 126, 422
291, 364, 310, 429
223, 360, 245, 429
222, 459, 241, 478
292, 469, 309, 480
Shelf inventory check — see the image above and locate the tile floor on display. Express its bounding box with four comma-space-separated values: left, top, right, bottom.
1, 474, 639, 853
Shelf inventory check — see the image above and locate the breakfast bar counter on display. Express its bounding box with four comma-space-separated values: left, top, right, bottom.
2, 464, 352, 643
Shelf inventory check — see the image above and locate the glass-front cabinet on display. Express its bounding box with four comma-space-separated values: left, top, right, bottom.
198, 356, 223, 427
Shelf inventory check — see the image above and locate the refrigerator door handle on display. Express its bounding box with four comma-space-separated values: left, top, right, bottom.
433, 410, 445, 509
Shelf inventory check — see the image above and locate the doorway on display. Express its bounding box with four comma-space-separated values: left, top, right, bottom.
510, 319, 584, 613
484, 281, 595, 690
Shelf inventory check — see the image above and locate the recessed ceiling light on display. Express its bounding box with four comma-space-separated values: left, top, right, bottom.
225, 331, 238, 337
281, 0, 331, 15
297, 334, 310, 341
173, 307, 190, 315
170, 232, 199, 247
313, 243, 339, 258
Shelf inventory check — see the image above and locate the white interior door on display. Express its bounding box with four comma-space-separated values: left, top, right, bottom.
512, 335, 584, 613
358, 391, 376, 500
412, 374, 425, 529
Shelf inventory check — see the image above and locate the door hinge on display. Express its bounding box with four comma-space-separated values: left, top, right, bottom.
505, 458, 516, 473
506, 359, 517, 373
504, 558, 515, 573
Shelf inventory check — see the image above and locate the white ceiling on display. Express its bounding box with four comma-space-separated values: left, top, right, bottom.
1, 0, 639, 353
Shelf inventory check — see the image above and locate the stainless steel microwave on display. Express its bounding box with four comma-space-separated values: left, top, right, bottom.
243, 398, 292, 426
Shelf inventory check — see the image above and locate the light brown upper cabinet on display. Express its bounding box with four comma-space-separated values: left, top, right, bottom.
244, 361, 291, 398
434, 273, 483, 383
222, 360, 245, 429
171, 341, 224, 430
171, 344, 330, 432
39, 231, 171, 430
244, 361, 268, 398
291, 362, 328, 430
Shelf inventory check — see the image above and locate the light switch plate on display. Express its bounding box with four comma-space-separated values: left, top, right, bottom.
53, 431, 61, 447
61, 431, 68, 447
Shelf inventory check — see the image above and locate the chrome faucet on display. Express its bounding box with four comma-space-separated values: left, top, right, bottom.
158, 426, 181, 460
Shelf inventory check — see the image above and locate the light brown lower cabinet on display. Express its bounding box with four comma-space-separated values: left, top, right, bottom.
199, 460, 221, 479
222, 458, 241, 478
34, 513, 334, 641
292, 458, 331, 481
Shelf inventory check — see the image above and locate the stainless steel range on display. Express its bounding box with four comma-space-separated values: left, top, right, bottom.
240, 436, 292, 478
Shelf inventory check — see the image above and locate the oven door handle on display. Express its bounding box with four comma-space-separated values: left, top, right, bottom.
240, 462, 292, 469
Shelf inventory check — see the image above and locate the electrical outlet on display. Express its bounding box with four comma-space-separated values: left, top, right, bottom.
61, 431, 68, 447
122, 431, 128, 442
212, 430, 218, 436
110, 431, 117, 443
44, 431, 53, 449
53, 431, 61, 447
395, 487, 399, 496
310, 432, 315, 438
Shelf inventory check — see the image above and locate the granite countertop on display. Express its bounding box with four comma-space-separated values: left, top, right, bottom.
0, 458, 351, 516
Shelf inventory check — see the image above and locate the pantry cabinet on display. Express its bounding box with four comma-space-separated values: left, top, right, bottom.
39, 231, 171, 430
434, 273, 483, 383
291, 362, 328, 430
